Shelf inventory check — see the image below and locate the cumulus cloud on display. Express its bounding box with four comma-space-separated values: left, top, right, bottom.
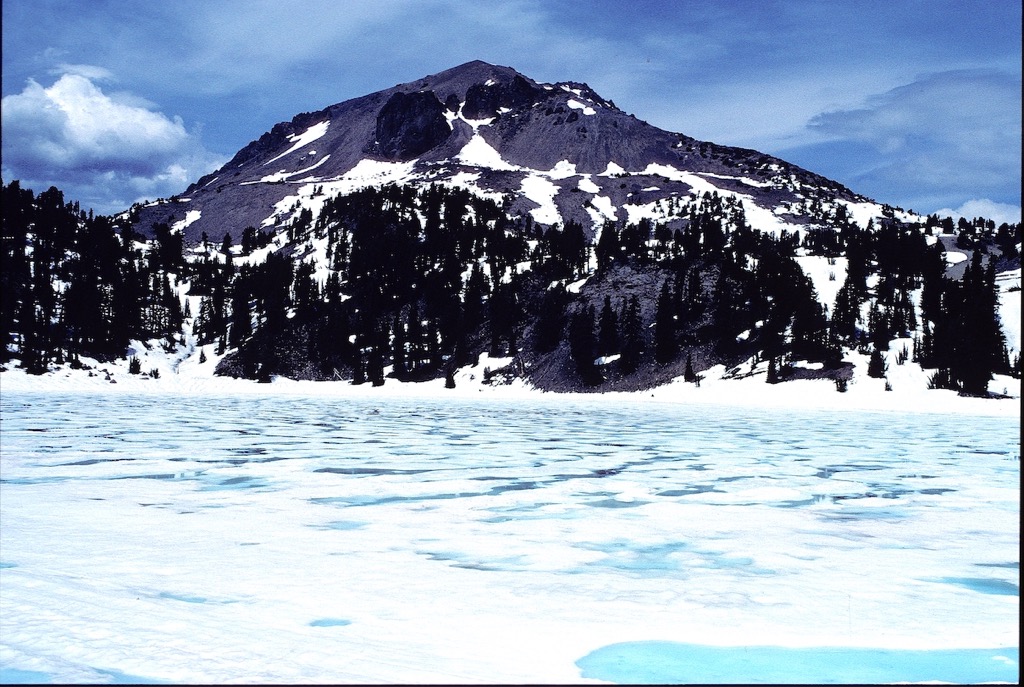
1, 70, 224, 214
800, 69, 1021, 212
933, 199, 1021, 227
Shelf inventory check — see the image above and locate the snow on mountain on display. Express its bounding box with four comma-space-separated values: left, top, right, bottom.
129, 60, 877, 248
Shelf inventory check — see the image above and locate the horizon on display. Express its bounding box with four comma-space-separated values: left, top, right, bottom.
1, 0, 1020, 224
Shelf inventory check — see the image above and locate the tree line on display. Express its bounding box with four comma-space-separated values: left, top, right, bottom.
2, 178, 1019, 395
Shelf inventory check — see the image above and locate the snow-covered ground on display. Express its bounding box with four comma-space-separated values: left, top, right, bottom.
0, 339, 1018, 417
0, 389, 1018, 683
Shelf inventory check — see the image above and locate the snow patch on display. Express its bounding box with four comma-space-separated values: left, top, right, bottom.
567, 99, 596, 116
997, 268, 1021, 355
546, 160, 578, 179
600, 162, 627, 177
521, 175, 561, 225
795, 255, 848, 309
456, 134, 520, 171
264, 121, 330, 166
249, 154, 332, 184
171, 210, 202, 234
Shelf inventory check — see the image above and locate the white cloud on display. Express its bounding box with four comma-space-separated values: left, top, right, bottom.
933, 199, 1021, 227
50, 63, 115, 81
1, 71, 224, 214
807, 70, 1021, 195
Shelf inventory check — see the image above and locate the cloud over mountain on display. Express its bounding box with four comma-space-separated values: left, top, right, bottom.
1, 68, 224, 214
790, 69, 1022, 214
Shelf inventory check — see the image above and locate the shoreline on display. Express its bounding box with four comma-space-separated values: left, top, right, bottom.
2, 355, 1020, 420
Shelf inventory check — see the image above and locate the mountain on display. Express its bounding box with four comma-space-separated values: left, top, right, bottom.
3, 62, 1020, 397
128, 60, 864, 247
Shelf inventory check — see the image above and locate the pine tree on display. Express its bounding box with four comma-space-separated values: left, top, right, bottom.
534, 287, 567, 353
867, 346, 887, 378
568, 305, 599, 385
654, 280, 678, 364
619, 296, 644, 374
597, 295, 619, 357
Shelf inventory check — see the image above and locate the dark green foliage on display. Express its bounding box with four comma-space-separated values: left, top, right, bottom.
867, 347, 887, 378
654, 280, 678, 364
2, 178, 1014, 398
597, 296, 619, 357
1, 180, 187, 369
618, 295, 644, 375
568, 304, 600, 385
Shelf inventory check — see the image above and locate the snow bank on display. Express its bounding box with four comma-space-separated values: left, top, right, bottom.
263, 121, 330, 166
1, 345, 1017, 418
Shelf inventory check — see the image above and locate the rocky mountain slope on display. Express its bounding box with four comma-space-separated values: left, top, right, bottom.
128, 60, 866, 247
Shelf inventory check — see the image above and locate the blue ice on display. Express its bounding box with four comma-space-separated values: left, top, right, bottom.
0, 667, 52, 684
309, 618, 351, 627
576, 642, 1020, 684
157, 591, 207, 603
0, 666, 167, 684
936, 576, 1019, 596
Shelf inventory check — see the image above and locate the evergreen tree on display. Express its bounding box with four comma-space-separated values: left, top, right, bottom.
654, 280, 678, 364
568, 305, 599, 385
619, 296, 644, 374
597, 295, 619, 356
867, 346, 887, 378
684, 354, 696, 383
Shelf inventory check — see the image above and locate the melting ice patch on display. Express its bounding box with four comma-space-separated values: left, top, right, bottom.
576, 642, 1020, 684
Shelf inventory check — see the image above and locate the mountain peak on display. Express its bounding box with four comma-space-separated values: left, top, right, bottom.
162, 61, 864, 247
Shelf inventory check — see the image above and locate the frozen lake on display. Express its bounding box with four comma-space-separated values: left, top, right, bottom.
0, 391, 1019, 683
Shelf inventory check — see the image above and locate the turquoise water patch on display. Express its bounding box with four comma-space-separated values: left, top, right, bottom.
576, 642, 1019, 684
309, 618, 351, 627
0, 667, 53, 683
0, 666, 167, 684
200, 475, 270, 491
317, 520, 367, 531
94, 667, 168, 684
158, 591, 207, 603
935, 576, 1019, 596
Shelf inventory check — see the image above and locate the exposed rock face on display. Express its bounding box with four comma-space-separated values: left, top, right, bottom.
371, 91, 452, 160
462, 75, 541, 119
131, 59, 865, 246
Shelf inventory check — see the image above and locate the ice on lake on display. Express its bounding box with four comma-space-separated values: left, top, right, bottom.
0, 391, 1018, 683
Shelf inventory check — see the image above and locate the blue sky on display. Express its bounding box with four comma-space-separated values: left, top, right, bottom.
2, 0, 1020, 223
